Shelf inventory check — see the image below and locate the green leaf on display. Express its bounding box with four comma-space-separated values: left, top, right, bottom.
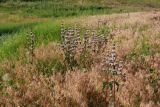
108, 82, 113, 90
102, 81, 107, 90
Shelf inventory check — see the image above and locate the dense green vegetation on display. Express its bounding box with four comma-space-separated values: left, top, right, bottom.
0, 2, 133, 17
0, 21, 61, 62
1, 0, 160, 17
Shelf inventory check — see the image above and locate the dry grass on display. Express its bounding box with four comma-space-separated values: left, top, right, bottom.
0, 13, 49, 24
0, 52, 107, 107
0, 11, 160, 107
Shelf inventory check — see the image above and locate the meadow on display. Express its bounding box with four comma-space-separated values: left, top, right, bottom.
0, 0, 160, 107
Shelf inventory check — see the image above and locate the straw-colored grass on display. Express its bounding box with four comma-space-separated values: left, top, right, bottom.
0, 11, 160, 106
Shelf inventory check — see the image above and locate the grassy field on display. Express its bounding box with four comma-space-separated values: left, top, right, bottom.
0, 0, 160, 62
0, 0, 160, 17
0, 0, 160, 106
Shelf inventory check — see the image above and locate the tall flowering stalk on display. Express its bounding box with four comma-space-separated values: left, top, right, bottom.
60, 23, 66, 51
91, 29, 97, 53
60, 24, 78, 70
102, 42, 125, 107
26, 31, 36, 64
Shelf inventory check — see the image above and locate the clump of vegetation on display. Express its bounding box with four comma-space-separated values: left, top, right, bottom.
60, 23, 108, 71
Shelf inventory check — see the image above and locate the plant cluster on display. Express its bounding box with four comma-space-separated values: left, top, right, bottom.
60, 23, 108, 71
60, 23, 126, 106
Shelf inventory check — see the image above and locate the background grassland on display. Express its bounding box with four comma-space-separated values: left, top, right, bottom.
1, 0, 160, 18
0, 0, 160, 106
0, 0, 160, 62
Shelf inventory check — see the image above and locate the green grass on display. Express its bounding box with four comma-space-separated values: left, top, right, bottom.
0, 21, 61, 62
0, 2, 125, 17
33, 22, 61, 44
0, 31, 27, 61
1, 0, 159, 18
0, 22, 38, 36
